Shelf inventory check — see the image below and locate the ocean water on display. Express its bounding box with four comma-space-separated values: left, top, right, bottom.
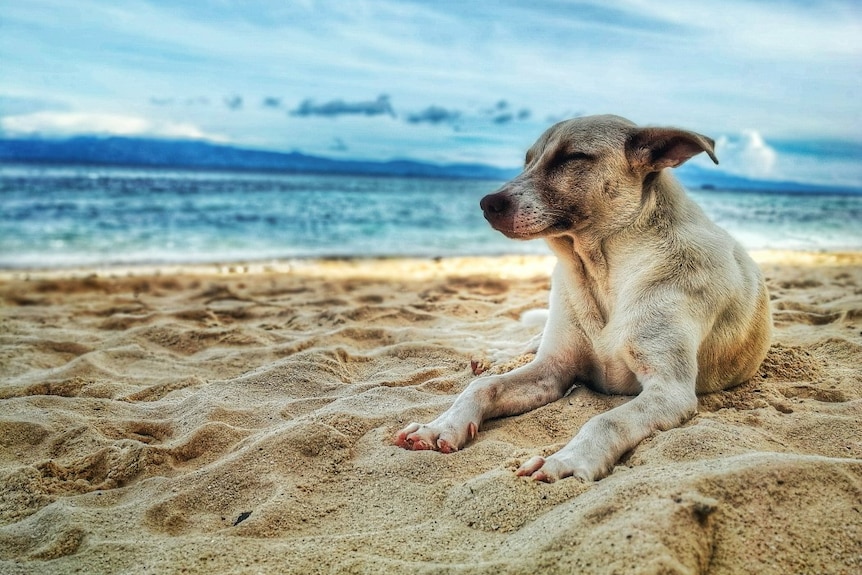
1, 164, 860, 268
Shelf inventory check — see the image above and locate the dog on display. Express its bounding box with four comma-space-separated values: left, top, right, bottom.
395, 114, 772, 482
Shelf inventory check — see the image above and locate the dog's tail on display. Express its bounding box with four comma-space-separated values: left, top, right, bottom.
520, 309, 549, 328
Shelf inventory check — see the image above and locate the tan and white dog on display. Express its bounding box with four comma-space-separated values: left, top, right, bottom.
395, 114, 772, 482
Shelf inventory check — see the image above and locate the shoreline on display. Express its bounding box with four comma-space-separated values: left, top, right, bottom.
2, 249, 862, 282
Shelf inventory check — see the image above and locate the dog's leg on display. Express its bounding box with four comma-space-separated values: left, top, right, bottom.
395, 360, 572, 452
480, 310, 547, 372
517, 378, 697, 481
517, 330, 699, 481
396, 283, 585, 453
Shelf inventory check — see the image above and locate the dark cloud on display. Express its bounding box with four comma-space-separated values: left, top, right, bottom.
262, 97, 282, 109
490, 107, 531, 125
291, 94, 395, 118
480, 100, 531, 124
224, 95, 243, 110
482, 100, 509, 116
406, 106, 461, 125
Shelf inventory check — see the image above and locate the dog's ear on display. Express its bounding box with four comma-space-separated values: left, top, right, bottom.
626, 128, 719, 172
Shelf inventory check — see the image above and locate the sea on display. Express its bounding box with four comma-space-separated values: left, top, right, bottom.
1, 164, 861, 269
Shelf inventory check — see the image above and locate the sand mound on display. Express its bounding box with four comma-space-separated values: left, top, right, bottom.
1, 254, 860, 574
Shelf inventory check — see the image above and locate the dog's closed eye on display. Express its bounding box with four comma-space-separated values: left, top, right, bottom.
560, 151, 593, 163
550, 150, 594, 170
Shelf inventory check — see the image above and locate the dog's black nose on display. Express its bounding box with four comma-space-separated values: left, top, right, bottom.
480, 192, 510, 216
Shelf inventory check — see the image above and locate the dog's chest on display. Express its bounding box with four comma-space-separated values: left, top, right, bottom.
559, 263, 612, 339
558, 266, 642, 394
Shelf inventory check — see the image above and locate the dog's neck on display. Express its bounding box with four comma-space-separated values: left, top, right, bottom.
546, 233, 605, 275
635, 170, 692, 233
544, 170, 693, 312
546, 232, 611, 326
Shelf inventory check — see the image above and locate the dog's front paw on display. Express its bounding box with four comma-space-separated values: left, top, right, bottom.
394, 421, 478, 453
515, 455, 593, 483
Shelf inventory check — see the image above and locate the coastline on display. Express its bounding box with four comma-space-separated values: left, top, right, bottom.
0, 254, 557, 282
1, 252, 861, 573
3, 249, 862, 282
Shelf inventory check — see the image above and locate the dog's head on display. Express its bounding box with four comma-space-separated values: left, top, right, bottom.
480, 114, 718, 240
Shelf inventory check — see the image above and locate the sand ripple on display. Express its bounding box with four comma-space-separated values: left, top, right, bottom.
1, 255, 860, 573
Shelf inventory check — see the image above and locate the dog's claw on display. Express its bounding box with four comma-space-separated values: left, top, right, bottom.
515, 455, 591, 482
515, 455, 546, 478
470, 359, 486, 376
437, 439, 457, 453
394, 422, 420, 449
517, 455, 564, 482
411, 438, 432, 450
531, 470, 553, 483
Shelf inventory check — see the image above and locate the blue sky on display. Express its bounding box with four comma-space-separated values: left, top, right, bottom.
1, 0, 860, 188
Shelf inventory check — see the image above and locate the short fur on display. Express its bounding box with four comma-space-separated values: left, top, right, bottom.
395, 115, 771, 482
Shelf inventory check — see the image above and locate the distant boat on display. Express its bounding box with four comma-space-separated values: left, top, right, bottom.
700, 183, 716, 190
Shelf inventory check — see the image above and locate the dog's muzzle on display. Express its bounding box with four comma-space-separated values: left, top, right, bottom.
481, 188, 572, 239
480, 191, 512, 228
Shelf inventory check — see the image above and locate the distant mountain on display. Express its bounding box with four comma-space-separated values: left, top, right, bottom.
674, 163, 857, 194
0, 136, 520, 180
0, 136, 856, 193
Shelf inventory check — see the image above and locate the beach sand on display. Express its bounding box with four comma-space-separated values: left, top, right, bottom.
1, 253, 860, 574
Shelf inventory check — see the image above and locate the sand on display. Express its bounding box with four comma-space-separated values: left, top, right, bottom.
1, 252, 860, 574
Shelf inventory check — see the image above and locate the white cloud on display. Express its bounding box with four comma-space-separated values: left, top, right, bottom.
715, 130, 777, 179
0, 111, 227, 142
